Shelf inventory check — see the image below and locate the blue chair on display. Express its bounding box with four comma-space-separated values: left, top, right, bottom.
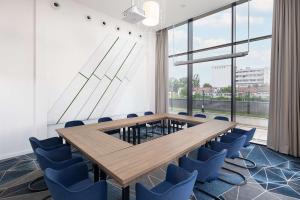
228, 128, 256, 147
29, 137, 65, 152
210, 135, 248, 185
144, 111, 161, 136
44, 162, 107, 200
172, 112, 188, 130
136, 164, 197, 200
65, 120, 85, 128
224, 128, 257, 169
35, 146, 83, 171
214, 116, 229, 121
179, 148, 227, 200
194, 113, 207, 118
98, 117, 121, 138
28, 137, 66, 192
188, 113, 207, 127
127, 113, 148, 143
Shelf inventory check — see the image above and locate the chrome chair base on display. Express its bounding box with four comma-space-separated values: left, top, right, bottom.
225, 156, 256, 169
195, 182, 225, 200
28, 176, 48, 192
218, 167, 247, 186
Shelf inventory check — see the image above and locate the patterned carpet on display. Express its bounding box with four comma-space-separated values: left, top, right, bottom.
0, 130, 300, 200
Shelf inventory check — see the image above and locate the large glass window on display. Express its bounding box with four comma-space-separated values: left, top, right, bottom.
193, 8, 231, 50
167, 0, 273, 144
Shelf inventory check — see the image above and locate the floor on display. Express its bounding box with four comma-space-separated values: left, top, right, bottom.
0, 129, 299, 200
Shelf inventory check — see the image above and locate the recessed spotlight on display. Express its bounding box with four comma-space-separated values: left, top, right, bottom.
86, 15, 92, 21
102, 21, 106, 26
51, 1, 60, 9
129, 31, 132, 35
116, 27, 120, 31
139, 34, 142, 38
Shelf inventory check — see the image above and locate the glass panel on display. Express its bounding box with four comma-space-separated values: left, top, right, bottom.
193, 8, 231, 50
192, 48, 232, 119
235, 39, 271, 142
168, 56, 188, 113
168, 24, 188, 55
236, 0, 273, 41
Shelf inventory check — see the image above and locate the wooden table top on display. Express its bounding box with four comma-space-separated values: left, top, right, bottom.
56, 113, 208, 134
56, 114, 236, 187
96, 120, 236, 186
58, 130, 132, 164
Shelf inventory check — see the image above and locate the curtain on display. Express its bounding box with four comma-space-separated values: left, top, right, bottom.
267, 0, 300, 157
155, 29, 169, 113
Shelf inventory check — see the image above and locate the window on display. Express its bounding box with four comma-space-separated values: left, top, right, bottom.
167, 0, 273, 143
193, 8, 231, 50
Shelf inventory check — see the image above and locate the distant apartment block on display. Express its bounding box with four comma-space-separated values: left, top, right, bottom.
211, 65, 270, 87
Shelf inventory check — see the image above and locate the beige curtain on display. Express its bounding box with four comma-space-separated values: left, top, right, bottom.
155, 29, 169, 113
267, 0, 300, 157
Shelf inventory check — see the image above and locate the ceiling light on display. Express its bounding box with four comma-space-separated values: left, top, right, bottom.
143, 1, 159, 27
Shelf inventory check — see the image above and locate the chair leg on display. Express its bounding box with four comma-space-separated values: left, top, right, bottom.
225, 156, 256, 169
28, 176, 48, 192
42, 195, 51, 200
218, 167, 247, 186
195, 185, 225, 200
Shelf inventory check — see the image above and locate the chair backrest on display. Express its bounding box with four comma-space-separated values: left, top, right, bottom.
98, 117, 113, 123
244, 128, 256, 146
136, 164, 197, 200
225, 135, 247, 158
29, 137, 42, 152
44, 162, 88, 199
178, 112, 188, 116
35, 146, 71, 171
214, 116, 229, 121
144, 111, 154, 116
179, 148, 227, 182
127, 113, 138, 118
65, 120, 85, 128
194, 113, 207, 118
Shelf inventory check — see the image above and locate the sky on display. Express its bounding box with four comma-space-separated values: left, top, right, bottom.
168, 0, 273, 87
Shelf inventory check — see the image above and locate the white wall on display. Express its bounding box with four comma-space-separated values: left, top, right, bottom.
0, 0, 36, 159
0, 0, 156, 160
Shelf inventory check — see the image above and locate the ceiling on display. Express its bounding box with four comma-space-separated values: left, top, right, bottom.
74, 0, 238, 31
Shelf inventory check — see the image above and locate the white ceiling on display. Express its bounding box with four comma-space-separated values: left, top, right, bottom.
74, 0, 238, 31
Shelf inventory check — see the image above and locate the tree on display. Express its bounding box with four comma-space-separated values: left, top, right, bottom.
203, 83, 212, 88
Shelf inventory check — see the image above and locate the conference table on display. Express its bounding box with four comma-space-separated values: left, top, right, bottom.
57, 113, 236, 200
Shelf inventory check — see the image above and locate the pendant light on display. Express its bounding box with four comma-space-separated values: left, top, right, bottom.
143, 1, 160, 26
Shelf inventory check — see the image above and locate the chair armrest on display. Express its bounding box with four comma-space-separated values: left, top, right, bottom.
46, 145, 72, 161
136, 183, 161, 200
232, 128, 247, 134
40, 137, 63, 148
210, 141, 231, 153
197, 147, 219, 161
53, 162, 89, 187
54, 156, 83, 170
68, 181, 107, 200
179, 156, 205, 180
220, 135, 236, 143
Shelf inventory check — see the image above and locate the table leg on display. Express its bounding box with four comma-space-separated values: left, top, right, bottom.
93, 164, 99, 182
127, 128, 131, 143
176, 123, 179, 131
100, 170, 107, 180
172, 120, 175, 132
168, 119, 171, 134
137, 124, 141, 144
122, 127, 126, 141
162, 120, 165, 135
133, 128, 136, 145
122, 186, 130, 200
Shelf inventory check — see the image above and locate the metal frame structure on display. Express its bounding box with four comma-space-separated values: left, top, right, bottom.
166, 0, 272, 120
